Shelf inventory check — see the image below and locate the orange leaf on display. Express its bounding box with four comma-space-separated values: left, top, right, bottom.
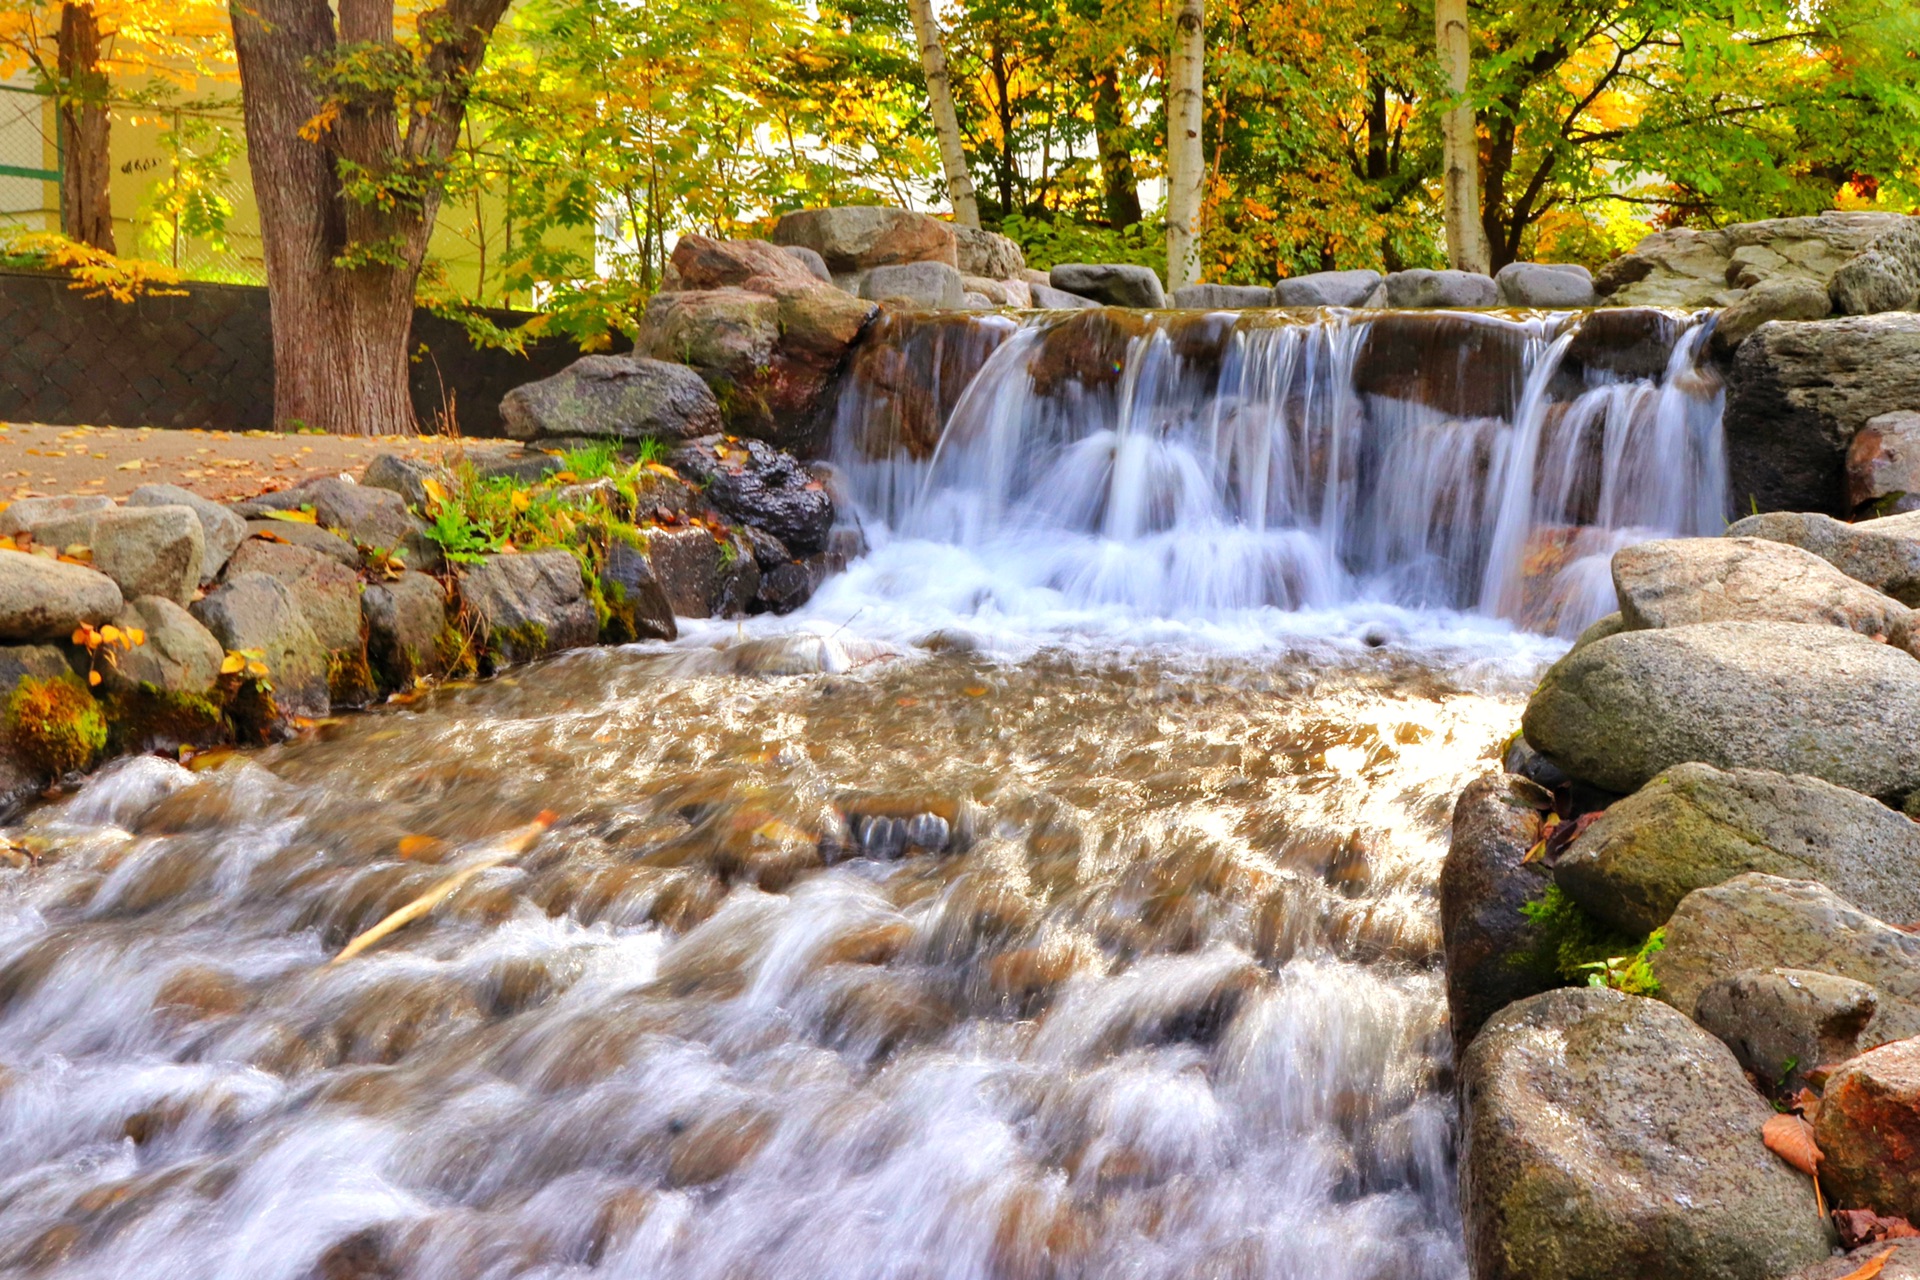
87, 669, 101, 686
1764, 1112, 1823, 1177
1836, 1246, 1898, 1280
397, 834, 449, 861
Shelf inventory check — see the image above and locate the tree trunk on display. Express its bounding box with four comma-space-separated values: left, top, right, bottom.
229, 0, 509, 434
1435, 0, 1488, 273
1090, 67, 1141, 227
903, 0, 979, 229
1165, 0, 1204, 290
56, 2, 113, 252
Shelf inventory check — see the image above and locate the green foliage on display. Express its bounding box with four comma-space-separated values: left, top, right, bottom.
999, 213, 1166, 274
422, 502, 508, 564
5, 673, 108, 777
1517, 884, 1664, 996
559, 439, 623, 481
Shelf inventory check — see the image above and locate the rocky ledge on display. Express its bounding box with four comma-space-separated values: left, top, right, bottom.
1447, 520, 1920, 1278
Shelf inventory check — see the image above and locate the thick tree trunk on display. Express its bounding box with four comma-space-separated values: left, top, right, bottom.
1090, 67, 1142, 227
1436, 0, 1488, 273
56, 3, 113, 252
903, 0, 979, 229
1165, 0, 1204, 290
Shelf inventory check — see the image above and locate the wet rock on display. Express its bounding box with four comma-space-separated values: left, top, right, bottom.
1028, 283, 1097, 309
598, 539, 676, 642
1384, 268, 1498, 309
953, 225, 1025, 279
712, 536, 759, 618
1612, 536, 1914, 650
1830, 217, 1920, 315
31, 506, 203, 606
471, 449, 564, 485
753, 561, 815, 615
1354, 312, 1530, 418
241, 520, 359, 568
861, 261, 965, 310
772, 206, 959, 273
1652, 873, 1920, 1043
1694, 967, 1877, 1091
1459, 986, 1830, 1280
0, 643, 69, 694
359, 453, 446, 511
1723, 312, 1920, 515
1048, 263, 1165, 309
100, 596, 222, 698
126, 485, 246, 583
667, 232, 822, 291
645, 527, 721, 618
1272, 269, 1382, 308
1849, 411, 1920, 517
1502, 734, 1570, 791
1496, 262, 1596, 308
190, 571, 329, 717
780, 244, 830, 282
456, 551, 597, 666
668, 437, 832, 553
500, 354, 723, 444
361, 571, 448, 691
1521, 621, 1920, 800
0, 494, 112, 535
1816, 1037, 1920, 1220
1439, 771, 1556, 1048
1729, 509, 1920, 606
1561, 307, 1682, 379
0, 551, 122, 642
1557, 763, 1920, 936
1171, 283, 1274, 309
1712, 277, 1832, 354
666, 1107, 775, 1186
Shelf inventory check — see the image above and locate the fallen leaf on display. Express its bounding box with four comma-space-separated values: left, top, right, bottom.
397, 834, 451, 861
1835, 1209, 1920, 1249
115, 459, 142, 471
1835, 1245, 1899, 1280
964, 685, 989, 697
262, 509, 317, 524
1764, 1112, 1823, 1177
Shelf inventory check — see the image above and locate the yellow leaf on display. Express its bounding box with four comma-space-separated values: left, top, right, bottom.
220, 653, 247, 675
263, 509, 317, 524
511, 491, 531, 512
643, 463, 680, 481
126, 628, 145, 646
0, 536, 15, 552
247, 660, 269, 678
1836, 1247, 1898, 1280
99, 625, 121, 644
422, 477, 449, 508
115, 459, 143, 471
551, 471, 578, 484
87, 669, 101, 686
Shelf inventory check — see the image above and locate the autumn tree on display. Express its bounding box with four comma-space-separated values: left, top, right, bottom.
229, 0, 513, 433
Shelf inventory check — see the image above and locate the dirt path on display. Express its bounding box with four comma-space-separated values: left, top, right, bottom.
1, 422, 522, 503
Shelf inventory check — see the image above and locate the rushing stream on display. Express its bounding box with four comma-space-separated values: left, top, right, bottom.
0, 305, 1728, 1279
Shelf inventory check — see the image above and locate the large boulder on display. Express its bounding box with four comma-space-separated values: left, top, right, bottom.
241, 520, 359, 569
1439, 771, 1557, 1049
1694, 967, 1878, 1092
1848, 411, 1920, 518
639, 288, 779, 382
1723, 312, 1920, 515
240, 477, 438, 572
1521, 621, 1920, 801
1556, 763, 1920, 935
772, 207, 958, 273
1652, 873, 1920, 1042
667, 233, 821, 292
126, 485, 246, 584
952, 226, 1025, 280
1730, 509, 1920, 609
1048, 263, 1165, 309
1028, 283, 1098, 309
100, 596, 223, 698
1710, 277, 1832, 355
361, 571, 447, 692
225, 539, 370, 705
1459, 986, 1829, 1280
861, 262, 965, 310
0, 494, 111, 536
500, 355, 723, 444
668, 437, 833, 554
1599, 212, 1910, 309
1815, 1037, 1920, 1219
1171, 283, 1274, 309
1611, 536, 1915, 651
0, 551, 122, 641
190, 571, 329, 718
1384, 268, 1498, 309
1830, 218, 1920, 315
1496, 262, 1596, 308
31, 506, 203, 606
1273, 269, 1383, 308
456, 551, 597, 666
359, 453, 447, 511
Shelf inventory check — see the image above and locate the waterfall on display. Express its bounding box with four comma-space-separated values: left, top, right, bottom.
827, 306, 1726, 640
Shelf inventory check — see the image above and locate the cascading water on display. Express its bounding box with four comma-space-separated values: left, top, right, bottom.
0, 304, 1730, 1280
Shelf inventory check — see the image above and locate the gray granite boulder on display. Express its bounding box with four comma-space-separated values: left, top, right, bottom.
1728, 509, 1920, 606
239, 477, 438, 572
359, 453, 448, 512
1522, 621, 1920, 800
240, 521, 359, 569
861, 262, 966, 310
1384, 268, 1498, 309
100, 596, 223, 698
772, 207, 958, 273
225, 540, 364, 655
1049, 263, 1165, 309
779, 245, 831, 283
31, 506, 203, 606
126, 485, 247, 584
1598, 212, 1909, 309
1653, 873, 1920, 1043
1693, 967, 1878, 1091
1028, 283, 1098, 309
952, 226, 1025, 280
1171, 283, 1274, 309
1439, 771, 1557, 1049
1495, 262, 1596, 308
1273, 270, 1382, 308
0, 552, 121, 641
1711, 277, 1832, 354
0, 494, 111, 536
1459, 986, 1829, 1280
362, 571, 448, 692
190, 572, 329, 718
1830, 216, 1920, 315
456, 551, 597, 666
500, 355, 723, 444
1556, 762, 1920, 935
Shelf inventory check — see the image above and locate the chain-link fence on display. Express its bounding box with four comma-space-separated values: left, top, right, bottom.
0, 81, 60, 232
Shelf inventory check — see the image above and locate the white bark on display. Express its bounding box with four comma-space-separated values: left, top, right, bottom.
904, 0, 980, 229
1437, 0, 1490, 273
1165, 0, 1205, 289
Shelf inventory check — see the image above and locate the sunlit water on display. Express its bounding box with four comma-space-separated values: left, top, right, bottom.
0, 305, 1729, 1279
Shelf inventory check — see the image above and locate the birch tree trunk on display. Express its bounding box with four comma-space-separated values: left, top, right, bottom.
56, 2, 113, 252
1436, 0, 1489, 273
903, 0, 979, 229
1164, 0, 1204, 290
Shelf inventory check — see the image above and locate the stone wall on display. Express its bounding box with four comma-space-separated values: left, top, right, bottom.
0, 270, 586, 437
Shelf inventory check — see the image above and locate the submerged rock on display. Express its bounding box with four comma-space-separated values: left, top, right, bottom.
1439, 771, 1556, 1049
1728, 509, 1920, 607
1556, 762, 1920, 935
1816, 1037, 1920, 1220
1694, 967, 1877, 1091
1521, 621, 1920, 800
1459, 986, 1828, 1280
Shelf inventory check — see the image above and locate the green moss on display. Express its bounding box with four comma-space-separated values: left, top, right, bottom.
1515, 884, 1665, 996
225, 680, 282, 746
5, 672, 108, 776
104, 687, 228, 755
327, 647, 376, 706
435, 623, 480, 679
488, 619, 549, 667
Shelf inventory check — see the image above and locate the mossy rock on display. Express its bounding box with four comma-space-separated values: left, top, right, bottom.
103, 686, 229, 756
4, 671, 107, 777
